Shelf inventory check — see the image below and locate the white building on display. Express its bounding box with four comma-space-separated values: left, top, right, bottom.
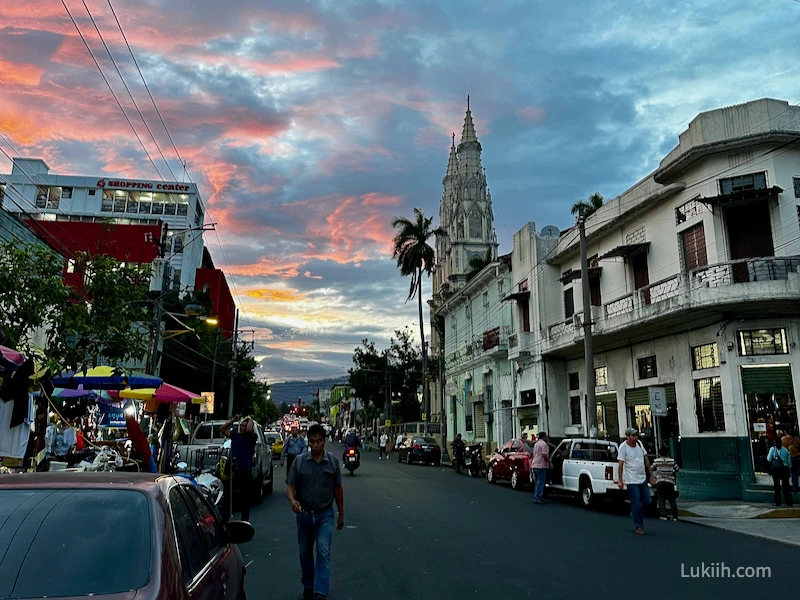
2, 157, 206, 292
435, 257, 513, 450
508, 98, 800, 500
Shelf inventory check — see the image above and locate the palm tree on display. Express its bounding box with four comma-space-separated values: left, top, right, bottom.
391, 208, 448, 398
570, 192, 605, 218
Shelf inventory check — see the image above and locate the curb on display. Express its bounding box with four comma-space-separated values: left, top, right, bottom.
681, 517, 800, 548
678, 507, 800, 519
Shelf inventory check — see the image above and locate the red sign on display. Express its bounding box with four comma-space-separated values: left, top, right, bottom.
96, 178, 191, 192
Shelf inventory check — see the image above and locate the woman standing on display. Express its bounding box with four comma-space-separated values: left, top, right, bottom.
767, 437, 793, 507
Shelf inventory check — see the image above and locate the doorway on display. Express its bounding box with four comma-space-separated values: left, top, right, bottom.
725, 201, 774, 283
630, 252, 650, 304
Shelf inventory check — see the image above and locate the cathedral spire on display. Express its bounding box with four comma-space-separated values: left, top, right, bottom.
460, 96, 478, 144
445, 133, 458, 177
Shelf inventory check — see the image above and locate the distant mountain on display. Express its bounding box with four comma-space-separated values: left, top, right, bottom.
270, 377, 348, 406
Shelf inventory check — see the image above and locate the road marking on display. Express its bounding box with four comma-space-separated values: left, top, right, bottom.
346, 525, 357, 529
245, 560, 254, 568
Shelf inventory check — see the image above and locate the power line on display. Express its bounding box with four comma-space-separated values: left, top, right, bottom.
60, 0, 164, 182
79, 0, 179, 183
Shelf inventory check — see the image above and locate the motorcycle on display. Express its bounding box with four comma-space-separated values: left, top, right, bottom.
463, 443, 486, 477
343, 446, 361, 475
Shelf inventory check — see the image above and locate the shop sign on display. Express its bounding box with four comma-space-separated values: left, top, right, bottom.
97, 403, 126, 428
96, 178, 192, 192
753, 422, 767, 432
200, 392, 215, 414
649, 386, 668, 417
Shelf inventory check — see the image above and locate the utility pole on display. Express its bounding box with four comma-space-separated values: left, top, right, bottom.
579, 215, 598, 437
227, 308, 239, 419
149, 261, 171, 376
207, 329, 220, 422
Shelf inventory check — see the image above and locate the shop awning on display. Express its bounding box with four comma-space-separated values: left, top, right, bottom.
741, 365, 793, 395
501, 290, 530, 302
118, 383, 203, 404
625, 384, 676, 407
698, 185, 782, 210
598, 242, 650, 261
558, 267, 602, 283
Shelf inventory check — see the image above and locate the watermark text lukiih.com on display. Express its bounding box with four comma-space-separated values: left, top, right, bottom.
681, 563, 771, 578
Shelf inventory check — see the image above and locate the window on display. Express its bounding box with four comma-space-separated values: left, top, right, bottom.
469, 212, 482, 239
151, 201, 164, 215
170, 488, 210, 584
173, 234, 184, 254
569, 372, 580, 391
637, 356, 658, 379
570, 396, 582, 425
35, 186, 59, 209
794, 178, 800, 198
675, 198, 704, 224
695, 376, 725, 432
61, 187, 73, 199
692, 343, 719, 370
497, 280, 504, 296
719, 171, 767, 195
177, 203, 189, 216
181, 486, 224, 560
520, 389, 536, 405
195, 200, 204, 226
465, 304, 471, 320
164, 202, 177, 215
139, 201, 152, 214
482, 291, 489, 307
88, 188, 96, 196
738, 329, 788, 356
589, 276, 601, 307
680, 223, 708, 271
563, 288, 574, 319
595, 366, 608, 386
126, 200, 139, 213
101, 196, 113, 212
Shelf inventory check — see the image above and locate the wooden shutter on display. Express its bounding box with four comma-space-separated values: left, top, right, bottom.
680, 223, 708, 271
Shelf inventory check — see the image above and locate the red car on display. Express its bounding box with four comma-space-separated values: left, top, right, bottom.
486, 438, 536, 490
0, 472, 254, 599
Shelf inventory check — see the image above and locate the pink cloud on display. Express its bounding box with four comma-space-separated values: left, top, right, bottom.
517, 106, 547, 124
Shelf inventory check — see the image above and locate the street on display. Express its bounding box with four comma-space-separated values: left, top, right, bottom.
243, 444, 792, 599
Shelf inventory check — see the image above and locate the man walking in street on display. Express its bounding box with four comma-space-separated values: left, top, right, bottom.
287, 424, 345, 600
532, 431, 551, 505
220, 416, 257, 522
617, 428, 654, 534
282, 427, 307, 482
379, 430, 388, 460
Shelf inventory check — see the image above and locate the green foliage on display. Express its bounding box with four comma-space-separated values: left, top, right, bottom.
570, 192, 605, 218
466, 249, 492, 281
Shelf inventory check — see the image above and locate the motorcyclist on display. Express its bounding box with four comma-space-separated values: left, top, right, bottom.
343, 427, 361, 462
452, 433, 465, 474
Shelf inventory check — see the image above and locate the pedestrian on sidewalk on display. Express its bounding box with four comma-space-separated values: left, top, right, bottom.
220, 416, 257, 522
282, 428, 308, 483
780, 428, 800, 493
287, 424, 345, 600
767, 437, 793, 507
532, 431, 551, 505
652, 445, 679, 521
617, 428, 654, 535
379, 431, 388, 459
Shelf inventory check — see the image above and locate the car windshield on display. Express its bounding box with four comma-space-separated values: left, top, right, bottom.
0, 488, 152, 598
422, 437, 439, 444
194, 423, 222, 440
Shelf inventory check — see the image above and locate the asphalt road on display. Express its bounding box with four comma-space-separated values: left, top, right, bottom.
243, 443, 792, 600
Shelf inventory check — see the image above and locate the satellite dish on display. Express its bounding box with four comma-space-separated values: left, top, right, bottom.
541, 225, 560, 238
445, 382, 458, 396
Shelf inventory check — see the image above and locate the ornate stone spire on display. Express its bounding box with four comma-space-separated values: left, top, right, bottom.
460, 95, 478, 145
445, 133, 458, 177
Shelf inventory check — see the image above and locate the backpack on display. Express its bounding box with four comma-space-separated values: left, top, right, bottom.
770, 449, 785, 473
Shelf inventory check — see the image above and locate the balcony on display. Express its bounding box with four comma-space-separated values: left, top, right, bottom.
508, 330, 534, 361
445, 326, 511, 371
544, 256, 800, 357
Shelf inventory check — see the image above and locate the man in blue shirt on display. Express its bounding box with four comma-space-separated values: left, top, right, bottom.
221, 416, 257, 522
282, 427, 308, 481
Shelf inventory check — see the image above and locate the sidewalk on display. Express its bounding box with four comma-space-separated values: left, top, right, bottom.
677, 500, 800, 548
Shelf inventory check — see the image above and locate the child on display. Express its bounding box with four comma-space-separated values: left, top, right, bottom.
651, 445, 680, 520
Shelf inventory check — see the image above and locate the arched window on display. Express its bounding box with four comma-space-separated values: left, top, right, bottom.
469, 212, 482, 239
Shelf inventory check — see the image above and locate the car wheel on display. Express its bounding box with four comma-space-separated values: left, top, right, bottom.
252, 476, 264, 505
511, 469, 522, 490
487, 464, 496, 484
580, 479, 595, 509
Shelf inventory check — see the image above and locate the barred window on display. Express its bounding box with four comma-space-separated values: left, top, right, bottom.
719, 172, 767, 195
637, 356, 657, 379
675, 198, 703, 224
595, 366, 608, 386
695, 376, 725, 432
738, 329, 788, 356
692, 343, 719, 370
570, 396, 582, 425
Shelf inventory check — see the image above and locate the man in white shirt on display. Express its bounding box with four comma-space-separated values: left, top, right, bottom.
617, 427, 654, 535
379, 431, 388, 459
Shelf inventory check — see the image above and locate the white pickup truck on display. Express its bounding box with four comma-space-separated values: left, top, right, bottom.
546, 437, 631, 509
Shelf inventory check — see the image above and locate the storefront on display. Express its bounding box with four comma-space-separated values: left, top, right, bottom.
741, 364, 798, 473
595, 392, 619, 440
624, 384, 679, 454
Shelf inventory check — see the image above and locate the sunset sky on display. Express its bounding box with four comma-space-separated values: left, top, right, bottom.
1, 0, 797, 382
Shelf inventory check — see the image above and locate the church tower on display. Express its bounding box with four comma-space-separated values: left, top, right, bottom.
433, 97, 499, 299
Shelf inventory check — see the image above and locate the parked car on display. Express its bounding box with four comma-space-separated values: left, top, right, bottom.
547, 437, 647, 508
0, 472, 254, 599
265, 430, 284, 458
486, 438, 536, 490
397, 436, 442, 465
182, 419, 274, 504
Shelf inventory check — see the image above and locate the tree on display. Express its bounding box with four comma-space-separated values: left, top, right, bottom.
391, 208, 447, 418
570, 192, 605, 218
349, 339, 387, 411
466, 249, 492, 281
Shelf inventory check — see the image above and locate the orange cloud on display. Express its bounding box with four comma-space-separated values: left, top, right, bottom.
246, 289, 306, 302
228, 257, 304, 278
0, 59, 44, 86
